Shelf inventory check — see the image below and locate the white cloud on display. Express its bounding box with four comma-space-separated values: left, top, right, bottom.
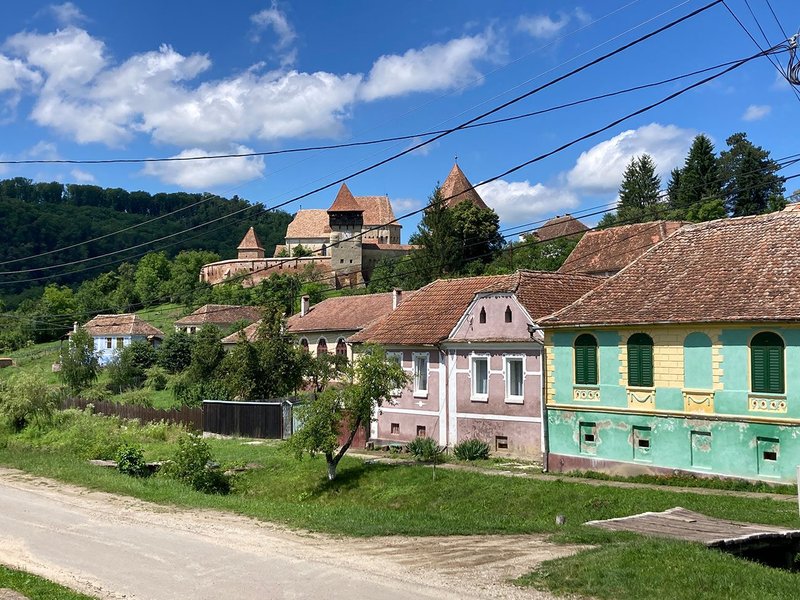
25, 140, 60, 159
0, 54, 41, 92
141, 145, 265, 188
478, 179, 579, 225
391, 197, 422, 212
360, 33, 492, 101
742, 104, 771, 121
517, 14, 570, 39
250, 2, 297, 67
566, 123, 696, 194
70, 168, 95, 183
46, 3, 88, 26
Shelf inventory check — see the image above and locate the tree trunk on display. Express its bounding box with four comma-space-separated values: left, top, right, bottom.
326, 459, 337, 481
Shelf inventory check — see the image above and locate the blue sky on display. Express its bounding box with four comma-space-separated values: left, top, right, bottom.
0, 0, 798, 241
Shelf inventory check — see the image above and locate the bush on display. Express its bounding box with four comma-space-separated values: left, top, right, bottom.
107, 340, 158, 392
115, 389, 154, 408
454, 438, 490, 461
160, 433, 230, 494
407, 436, 442, 462
0, 374, 60, 431
80, 383, 112, 403
144, 366, 169, 391
171, 374, 230, 407
116, 443, 149, 477
156, 331, 194, 374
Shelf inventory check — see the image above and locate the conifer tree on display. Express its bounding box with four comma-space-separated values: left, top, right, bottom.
616, 154, 662, 224
719, 132, 784, 216
671, 134, 721, 218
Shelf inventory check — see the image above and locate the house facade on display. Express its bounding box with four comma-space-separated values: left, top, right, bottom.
350, 271, 600, 457
541, 207, 800, 482
79, 314, 164, 366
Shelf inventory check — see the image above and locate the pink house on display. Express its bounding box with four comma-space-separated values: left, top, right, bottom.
350, 271, 601, 458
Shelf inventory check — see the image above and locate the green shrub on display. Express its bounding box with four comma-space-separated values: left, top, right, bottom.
407, 436, 442, 462
0, 373, 61, 431
453, 438, 490, 461
115, 389, 154, 408
160, 433, 230, 494
116, 443, 149, 477
156, 330, 194, 373
171, 374, 230, 407
80, 383, 112, 403
144, 366, 169, 391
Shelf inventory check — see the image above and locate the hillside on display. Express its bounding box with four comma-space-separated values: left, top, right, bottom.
0, 178, 293, 306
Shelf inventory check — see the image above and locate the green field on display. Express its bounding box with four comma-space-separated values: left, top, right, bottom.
0, 565, 95, 600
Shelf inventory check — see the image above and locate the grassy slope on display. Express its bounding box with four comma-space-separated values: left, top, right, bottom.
0, 565, 95, 600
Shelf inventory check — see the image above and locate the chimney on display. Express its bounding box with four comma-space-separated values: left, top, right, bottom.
300, 295, 310, 317
392, 288, 402, 310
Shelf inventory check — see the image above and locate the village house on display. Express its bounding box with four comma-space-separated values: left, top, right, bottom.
173, 304, 262, 335
199, 163, 489, 289
530, 214, 588, 243
349, 271, 601, 457
558, 220, 686, 277
540, 206, 800, 483
78, 314, 163, 366
220, 291, 410, 361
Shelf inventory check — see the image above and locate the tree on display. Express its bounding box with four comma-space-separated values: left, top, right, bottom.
28, 284, 77, 342
107, 340, 157, 392
719, 132, 784, 216
616, 154, 662, 224
187, 325, 225, 382
448, 200, 503, 266
156, 330, 195, 373
59, 327, 99, 395
134, 252, 171, 305
291, 345, 408, 480
169, 250, 219, 305
292, 244, 312, 257
483, 236, 580, 274
0, 373, 60, 431
671, 134, 721, 218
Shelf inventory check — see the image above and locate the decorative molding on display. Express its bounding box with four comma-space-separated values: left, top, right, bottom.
627, 387, 655, 410
683, 389, 714, 414
573, 386, 600, 402
748, 395, 787, 414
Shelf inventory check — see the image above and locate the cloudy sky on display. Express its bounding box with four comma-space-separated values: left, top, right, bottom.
0, 0, 798, 239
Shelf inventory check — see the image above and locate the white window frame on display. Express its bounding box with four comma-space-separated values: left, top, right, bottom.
470, 354, 490, 402
387, 351, 404, 398
504, 355, 525, 404
412, 352, 429, 398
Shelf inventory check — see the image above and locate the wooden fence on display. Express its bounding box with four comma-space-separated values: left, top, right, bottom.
62, 398, 203, 431
202, 398, 300, 439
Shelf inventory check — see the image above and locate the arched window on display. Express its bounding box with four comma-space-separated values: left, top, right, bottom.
300, 338, 309, 353
336, 338, 347, 357
751, 332, 784, 394
479, 307, 486, 324
505, 306, 512, 323
574, 334, 598, 385
627, 333, 654, 387
317, 338, 328, 355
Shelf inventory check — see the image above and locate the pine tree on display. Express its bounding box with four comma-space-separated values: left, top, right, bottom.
719, 132, 784, 216
672, 134, 721, 218
616, 154, 662, 224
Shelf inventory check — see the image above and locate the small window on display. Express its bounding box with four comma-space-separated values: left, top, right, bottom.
300, 338, 309, 352
317, 338, 328, 355
505, 357, 524, 401
505, 306, 512, 323
627, 333, 654, 387
390, 423, 400, 435
106, 338, 112, 349
416, 425, 426, 438
336, 339, 347, 357
495, 436, 508, 450
190, 327, 196, 334
479, 307, 486, 324
750, 332, 784, 394
471, 356, 488, 399
413, 353, 428, 394
580, 422, 597, 454
574, 334, 598, 385
116, 337, 124, 349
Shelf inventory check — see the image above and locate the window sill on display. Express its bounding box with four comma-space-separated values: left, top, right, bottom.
504, 396, 524, 405
470, 395, 488, 403
413, 391, 428, 399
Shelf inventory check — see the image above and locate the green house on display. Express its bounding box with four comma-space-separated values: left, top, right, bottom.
540, 206, 800, 482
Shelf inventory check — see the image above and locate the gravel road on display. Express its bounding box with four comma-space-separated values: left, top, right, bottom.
0, 467, 579, 600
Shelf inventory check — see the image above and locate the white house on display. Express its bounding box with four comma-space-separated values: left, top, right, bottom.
79, 314, 164, 366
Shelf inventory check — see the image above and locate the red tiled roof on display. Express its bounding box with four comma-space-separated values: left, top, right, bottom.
174, 305, 262, 327
328, 183, 363, 212
237, 227, 264, 250
362, 243, 416, 251
440, 163, 489, 210
221, 321, 260, 344
357, 195, 396, 226
287, 292, 412, 334
350, 271, 601, 345
81, 314, 164, 338
542, 209, 800, 327
558, 220, 687, 276
534, 215, 589, 243
285, 210, 331, 239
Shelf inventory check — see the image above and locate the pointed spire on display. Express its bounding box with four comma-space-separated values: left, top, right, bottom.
328, 183, 364, 212
237, 226, 264, 250
440, 163, 489, 210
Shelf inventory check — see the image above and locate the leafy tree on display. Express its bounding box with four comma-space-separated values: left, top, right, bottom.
292, 244, 312, 257
168, 250, 219, 305
252, 274, 301, 316
59, 327, 99, 395
110, 262, 139, 312
367, 256, 416, 293
134, 252, 171, 305
719, 132, 785, 216
671, 134, 721, 218
616, 154, 662, 224
449, 200, 503, 266
28, 284, 77, 342
291, 345, 408, 480
187, 325, 225, 382
210, 282, 253, 306
218, 333, 262, 400
0, 373, 60, 431
107, 340, 157, 392
250, 311, 306, 398
483, 236, 580, 274
156, 330, 195, 373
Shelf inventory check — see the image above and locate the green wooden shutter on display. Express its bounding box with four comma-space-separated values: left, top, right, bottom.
575, 344, 586, 384
586, 342, 598, 385
767, 345, 784, 394
628, 334, 653, 387
751, 332, 784, 394
575, 334, 598, 385
640, 344, 653, 387
751, 345, 766, 392
628, 343, 640, 386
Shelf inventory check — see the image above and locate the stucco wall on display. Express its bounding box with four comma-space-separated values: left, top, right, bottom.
451, 295, 531, 341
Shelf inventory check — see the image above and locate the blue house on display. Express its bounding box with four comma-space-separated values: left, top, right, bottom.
80, 314, 164, 366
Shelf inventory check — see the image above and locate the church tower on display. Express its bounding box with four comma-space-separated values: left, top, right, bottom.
237, 227, 265, 259
327, 183, 364, 285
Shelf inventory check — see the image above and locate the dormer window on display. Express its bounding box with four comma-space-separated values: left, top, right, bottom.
505, 306, 512, 323
479, 307, 486, 324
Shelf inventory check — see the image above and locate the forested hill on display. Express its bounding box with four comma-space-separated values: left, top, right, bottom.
0, 177, 292, 305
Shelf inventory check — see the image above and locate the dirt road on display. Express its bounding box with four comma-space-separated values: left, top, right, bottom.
0, 468, 578, 600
